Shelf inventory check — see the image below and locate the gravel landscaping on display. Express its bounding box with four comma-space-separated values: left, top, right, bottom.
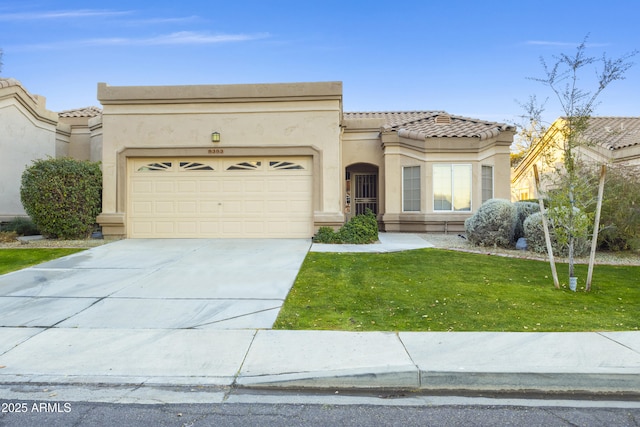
416, 233, 640, 266
0, 236, 111, 249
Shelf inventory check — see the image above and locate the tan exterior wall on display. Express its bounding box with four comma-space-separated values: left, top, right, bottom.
96, 82, 344, 237
341, 118, 386, 222
59, 116, 91, 161
88, 117, 103, 163
55, 123, 70, 157
381, 134, 513, 233
0, 85, 57, 221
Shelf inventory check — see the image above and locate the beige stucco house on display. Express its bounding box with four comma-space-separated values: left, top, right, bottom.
95, 81, 515, 239
1, 79, 515, 237
0, 78, 101, 221
512, 116, 640, 201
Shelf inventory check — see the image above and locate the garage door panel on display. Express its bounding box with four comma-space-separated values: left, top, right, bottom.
222, 221, 243, 235
285, 221, 312, 234
222, 179, 243, 192
222, 201, 242, 214
155, 201, 175, 214
199, 180, 221, 192
288, 179, 311, 193
244, 200, 264, 212
132, 181, 153, 194
199, 201, 221, 214
289, 200, 310, 213
154, 181, 175, 193
244, 180, 265, 192
200, 222, 220, 234
177, 222, 197, 234
128, 157, 312, 238
131, 221, 153, 235
177, 201, 197, 213
177, 180, 197, 193
266, 180, 288, 192
244, 221, 265, 234
132, 201, 153, 214
266, 200, 288, 214
154, 221, 175, 234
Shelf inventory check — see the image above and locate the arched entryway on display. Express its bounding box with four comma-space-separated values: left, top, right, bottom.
345, 163, 379, 222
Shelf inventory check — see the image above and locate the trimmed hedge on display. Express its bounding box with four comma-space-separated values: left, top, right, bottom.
20, 158, 102, 239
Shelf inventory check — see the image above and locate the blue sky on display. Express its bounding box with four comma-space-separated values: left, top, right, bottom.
1, 0, 638, 127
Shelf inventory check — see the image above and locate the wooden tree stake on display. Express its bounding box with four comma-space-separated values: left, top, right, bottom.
533, 165, 560, 289
586, 165, 606, 291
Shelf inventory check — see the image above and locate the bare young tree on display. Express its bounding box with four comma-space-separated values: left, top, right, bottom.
523, 35, 637, 289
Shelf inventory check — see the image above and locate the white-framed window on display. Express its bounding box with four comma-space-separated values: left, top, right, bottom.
402, 166, 421, 212
482, 165, 494, 203
433, 164, 472, 212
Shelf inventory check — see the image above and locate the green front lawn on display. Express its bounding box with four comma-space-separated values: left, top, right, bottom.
274, 249, 639, 332
0, 248, 84, 275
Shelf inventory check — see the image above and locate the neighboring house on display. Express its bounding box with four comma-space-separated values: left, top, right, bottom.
95, 81, 515, 239
0, 78, 57, 221
512, 117, 640, 201
0, 77, 102, 222
57, 106, 103, 162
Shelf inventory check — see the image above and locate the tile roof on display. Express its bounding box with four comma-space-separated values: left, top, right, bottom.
344, 111, 444, 127
581, 117, 640, 150
0, 77, 38, 103
344, 111, 514, 140
59, 106, 102, 118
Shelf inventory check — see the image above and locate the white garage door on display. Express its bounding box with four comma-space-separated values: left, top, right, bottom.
128, 157, 313, 238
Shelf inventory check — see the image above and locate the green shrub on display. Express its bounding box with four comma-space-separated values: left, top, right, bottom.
20, 158, 102, 239
514, 201, 539, 242
312, 226, 340, 243
594, 165, 640, 251
524, 212, 550, 254
312, 209, 379, 244
2, 217, 40, 236
523, 210, 590, 257
464, 199, 517, 248
337, 209, 379, 244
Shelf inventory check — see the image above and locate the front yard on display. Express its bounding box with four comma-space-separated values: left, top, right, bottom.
2, 237, 638, 333
273, 248, 639, 332
0, 248, 85, 275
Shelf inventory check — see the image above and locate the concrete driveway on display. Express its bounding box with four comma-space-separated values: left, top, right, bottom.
0, 238, 311, 330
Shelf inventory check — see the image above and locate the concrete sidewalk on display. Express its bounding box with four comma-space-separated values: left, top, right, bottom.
0, 233, 639, 397
1, 328, 639, 394
310, 232, 435, 253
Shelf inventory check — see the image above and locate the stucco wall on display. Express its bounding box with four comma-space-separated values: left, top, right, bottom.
341, 121, 386, 220
88, 116, 103, 163
97, 82, 344, 236
381, 134, 513, 233
0, 87, 57, 221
